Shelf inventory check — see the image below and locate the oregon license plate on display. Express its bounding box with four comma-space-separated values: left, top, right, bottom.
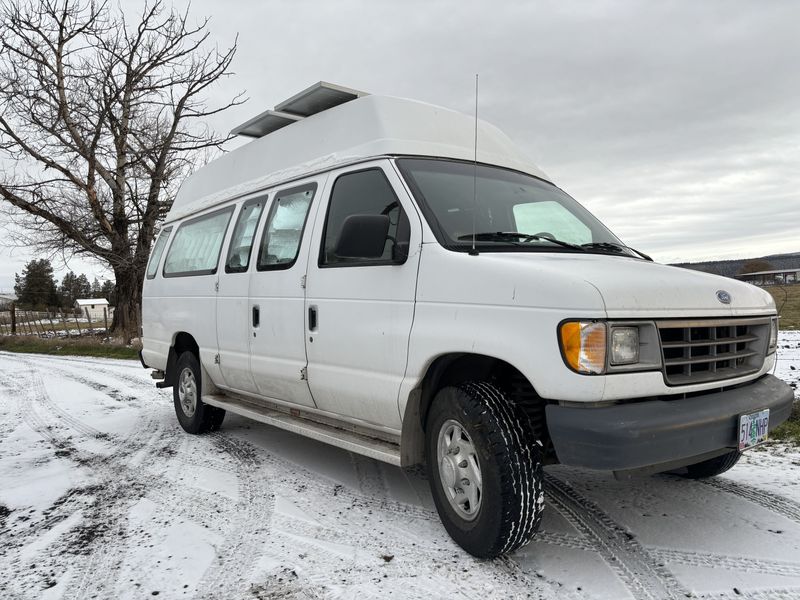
738, 409, 770, 451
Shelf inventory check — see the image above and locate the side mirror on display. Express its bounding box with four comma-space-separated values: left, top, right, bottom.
334, 214, 390, 259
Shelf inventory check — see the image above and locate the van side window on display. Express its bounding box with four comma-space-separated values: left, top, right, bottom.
257, 183, 317, 270
163, 207, 234, 277
225, 197, 266, 273
146, 226, 172, 279
320, 168, 409, 267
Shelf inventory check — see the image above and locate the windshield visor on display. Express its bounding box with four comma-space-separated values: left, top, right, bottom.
396, 158, 629, 254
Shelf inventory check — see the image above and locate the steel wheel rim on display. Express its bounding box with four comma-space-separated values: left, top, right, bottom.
436, 418, 482, 521
177, 367, 197, 418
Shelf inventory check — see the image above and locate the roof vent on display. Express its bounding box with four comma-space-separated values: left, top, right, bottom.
231, 81, 368, 138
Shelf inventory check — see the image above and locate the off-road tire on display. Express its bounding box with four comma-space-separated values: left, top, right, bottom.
682, 450, 742, 479
425, 381, 544, 558
173, 351, 226, 434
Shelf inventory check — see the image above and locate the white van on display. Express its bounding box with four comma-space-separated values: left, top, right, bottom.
141, 82, 793, 558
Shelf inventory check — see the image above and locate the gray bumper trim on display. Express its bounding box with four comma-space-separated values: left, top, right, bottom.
545, 374, 795, 471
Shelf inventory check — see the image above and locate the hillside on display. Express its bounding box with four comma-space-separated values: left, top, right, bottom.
673, 251, 800, 278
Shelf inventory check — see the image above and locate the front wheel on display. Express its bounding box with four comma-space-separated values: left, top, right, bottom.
173, 351, 225, 434
425, 381, 544, 558
680, 450, 742, 479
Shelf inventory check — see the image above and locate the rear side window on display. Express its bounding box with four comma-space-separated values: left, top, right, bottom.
146, 226, 172, 279
226, 197, 267, 273
163, 207, 234, 277
257, 183, 317, 270
320, 168, 409, 266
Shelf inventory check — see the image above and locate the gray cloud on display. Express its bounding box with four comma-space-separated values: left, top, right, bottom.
1, 0, 797, 289
194, 0, 799, 263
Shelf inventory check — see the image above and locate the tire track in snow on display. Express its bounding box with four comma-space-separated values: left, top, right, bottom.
2, 356, 209, 599
253, 451, 568, 599
544, 472, 689, 600
193, 432, 275, 600
696, 586, 800, 600
9, 357, 264, 599
1, 352, 156, 405
0, 363, 31, 443
534, 530, 596, 552
16, 371, 169, 600
700, 478, 800, 525
648, 547, 800, 578
4, 361, 232, 543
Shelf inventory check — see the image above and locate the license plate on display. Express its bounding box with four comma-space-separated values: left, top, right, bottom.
738, 409, 770, 451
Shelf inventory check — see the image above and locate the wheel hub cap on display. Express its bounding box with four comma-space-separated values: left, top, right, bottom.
437, 419, 482, 521
177, 367, 197, 418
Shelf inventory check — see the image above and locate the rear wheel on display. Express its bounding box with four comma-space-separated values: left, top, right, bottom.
173, 351, 225, 434
681, 450, 741, 479
425, 381, 544, 558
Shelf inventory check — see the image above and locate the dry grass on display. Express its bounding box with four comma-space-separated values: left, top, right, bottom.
766, 285, 800, 329
771, 401, 800, 444
0, 335, 140, 360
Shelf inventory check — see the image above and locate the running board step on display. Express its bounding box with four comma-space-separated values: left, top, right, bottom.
202, 394, 401, 466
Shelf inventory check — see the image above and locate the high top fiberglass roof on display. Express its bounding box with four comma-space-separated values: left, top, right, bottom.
166, 82, 550, 223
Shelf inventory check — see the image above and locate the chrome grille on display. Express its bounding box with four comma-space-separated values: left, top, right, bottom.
657, 317, 769, 386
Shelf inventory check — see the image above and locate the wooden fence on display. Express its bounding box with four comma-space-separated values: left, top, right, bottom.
0, 304, 113, 338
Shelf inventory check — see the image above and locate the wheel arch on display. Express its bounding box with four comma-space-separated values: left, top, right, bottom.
400, 352, 551, 466
164, 331, 200, 387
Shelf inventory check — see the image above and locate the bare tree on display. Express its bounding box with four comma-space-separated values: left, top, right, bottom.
0, 0, 244, 338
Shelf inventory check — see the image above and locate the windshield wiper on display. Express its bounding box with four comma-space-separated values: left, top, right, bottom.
457, 232, 586, 251
581, 242, 653, 261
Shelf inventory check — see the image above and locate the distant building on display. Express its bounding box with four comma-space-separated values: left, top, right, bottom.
75, 298, 111, 321
736, 268, 800, 286
0, 293, 16, 310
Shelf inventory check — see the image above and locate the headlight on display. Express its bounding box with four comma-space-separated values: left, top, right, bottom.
610, 327, 640, 365
558, 320, 661, 375
559, 321, 606, 374
768, 317, 778, 354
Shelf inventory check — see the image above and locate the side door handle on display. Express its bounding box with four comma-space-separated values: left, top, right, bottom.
252, 305, 260, 328
308, 305, 318, 331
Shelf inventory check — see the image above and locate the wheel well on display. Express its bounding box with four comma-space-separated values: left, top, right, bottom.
164, 332, 199, 387
417, 353, 552, 459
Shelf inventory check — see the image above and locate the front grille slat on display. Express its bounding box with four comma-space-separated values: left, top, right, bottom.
664, 349, 758, 367
657, 317, 768, 386
661, 333, 759, 348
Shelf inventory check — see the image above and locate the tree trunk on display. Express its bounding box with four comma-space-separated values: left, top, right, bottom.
111, 267, 143, 342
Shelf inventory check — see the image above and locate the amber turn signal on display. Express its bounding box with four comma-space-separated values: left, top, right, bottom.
559, 321, 607, 374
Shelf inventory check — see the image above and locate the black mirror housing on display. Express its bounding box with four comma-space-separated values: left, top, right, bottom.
334, 214, 390, 259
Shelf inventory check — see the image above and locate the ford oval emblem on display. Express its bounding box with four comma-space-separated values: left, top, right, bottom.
716, 290, 732, 304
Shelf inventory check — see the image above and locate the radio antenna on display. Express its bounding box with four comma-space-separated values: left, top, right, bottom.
470, 73, 479, 256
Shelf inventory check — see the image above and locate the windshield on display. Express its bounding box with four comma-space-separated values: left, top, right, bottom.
396, 158, 631, 255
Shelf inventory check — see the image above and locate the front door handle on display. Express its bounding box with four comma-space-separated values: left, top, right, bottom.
252, 305, 260, 328
308, 305, 318, 331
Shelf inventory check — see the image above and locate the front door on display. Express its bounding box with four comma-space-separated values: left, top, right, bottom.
248, 179, 323, 408
304, 162, 422, 430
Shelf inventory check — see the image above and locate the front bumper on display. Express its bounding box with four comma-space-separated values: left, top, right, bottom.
545, 374, 794, 471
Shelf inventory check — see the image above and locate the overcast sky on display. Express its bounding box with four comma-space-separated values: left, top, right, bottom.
2, 0, 798, 292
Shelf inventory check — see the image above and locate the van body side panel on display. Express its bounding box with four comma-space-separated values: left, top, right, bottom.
142, 230, 176, 371
399, 244, 608, 417
304, 162, 423, 429
154, 276, 223, 381
247, 178, 325, 408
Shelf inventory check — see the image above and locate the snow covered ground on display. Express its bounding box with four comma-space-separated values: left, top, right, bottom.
0, 332, 798, 600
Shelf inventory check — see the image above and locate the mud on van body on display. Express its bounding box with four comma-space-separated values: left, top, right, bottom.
141, 82, 794, 558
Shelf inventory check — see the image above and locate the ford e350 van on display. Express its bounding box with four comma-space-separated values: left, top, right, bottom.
141, 82, 794, 558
